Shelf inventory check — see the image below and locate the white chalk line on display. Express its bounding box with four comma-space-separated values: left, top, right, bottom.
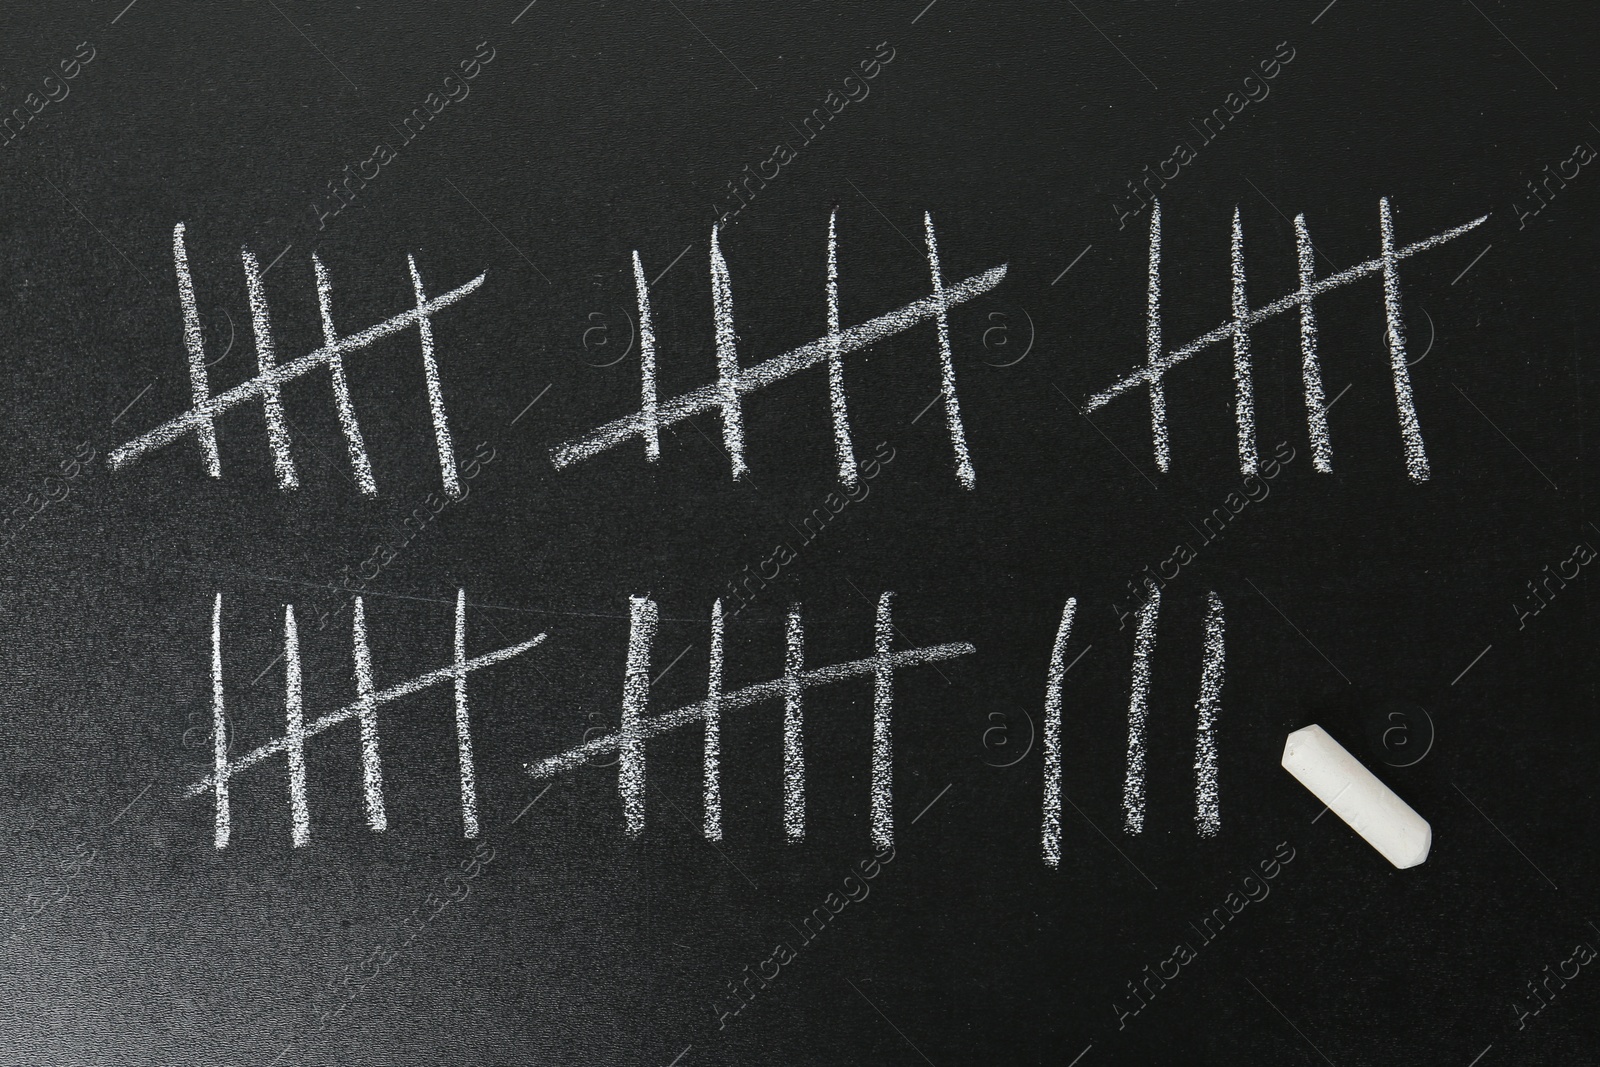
1086, 208, 1489, 412
524, 642, 975, 779
710, 225, 749, 479
1122, 586, 1160, 835
620, 596, 657, 835
173, 223, 222, 476
635, 250, 660, 460
410, 255, 463, 498
314, 253, 379, 495
1296, 214, 1332, 472
285, 606, 310, 847
703, 600, 725, 841
243, 245, 300, 489
1145, 202, 1168, 472
869, 592, 895, 848
549, 265, 1007, 468
185, 629, 544, 800
1378, 198, 1429, 482
925, 212, 976, 489
783, 605, 805, 841
1230, 206, 1258, 474
826, 208, 860, 488
1193, 591, 1225, 838
110, 248, 486, 471
453, 588, 479, 837
1042, 597, 1077, 868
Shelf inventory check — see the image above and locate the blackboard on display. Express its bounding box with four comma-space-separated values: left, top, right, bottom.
2, 1, 1597, 1063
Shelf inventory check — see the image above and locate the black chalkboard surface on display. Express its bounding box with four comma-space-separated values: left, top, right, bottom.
0, 1, 1596, 1063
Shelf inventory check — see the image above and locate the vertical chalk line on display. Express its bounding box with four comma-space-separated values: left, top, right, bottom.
1122, 585, 1160, 835
709, 225, 749, 480
634, 250, 660, 462
925, 212, 976, 489
352, 596, 386, 832
621, 596, 657, 835
1145, 201, 1170, 472
1194, 591, 1225, 838
1380, 198, 1430, 482
1294, 214, 1332, 473
453, 588, 479, 838
241, 246, 299, 489
313, 254, 378, 495
1230, 207, 1258, 475
870, 592, 894, 850
703, 599, 724, 841
1042, 597, 1077, 868
826, 209, 860, 488
784, 605, 806, 842
211, 593, 231, 849
1043, 598, 1081, 870
172, 223, 222, 476
284, 605, 310, 848
410, 255, 462, 498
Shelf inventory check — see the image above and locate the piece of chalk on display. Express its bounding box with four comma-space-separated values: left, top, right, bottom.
1281, 724, 1431, 869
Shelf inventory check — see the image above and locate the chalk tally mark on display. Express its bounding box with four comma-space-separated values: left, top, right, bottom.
1086, 198, 1488, 480
186, 590, 543, 848
111, 223, 487, 497
1041, 597, 1077, 868
524, 593, 974, 844
550, 212, 1006, 487
1193, 591, 1225, 838
1042, 591, 1227, 861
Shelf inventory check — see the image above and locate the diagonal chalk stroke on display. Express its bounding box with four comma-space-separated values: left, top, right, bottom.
111, 224, 486, 497
1086, 199, 1488, 479
551, 213, 1006, 485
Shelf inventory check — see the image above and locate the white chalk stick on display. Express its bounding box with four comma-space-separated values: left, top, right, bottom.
1281, 724, 1430, 869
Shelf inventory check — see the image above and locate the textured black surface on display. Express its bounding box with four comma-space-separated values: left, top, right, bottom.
0, 1, 1596, 1064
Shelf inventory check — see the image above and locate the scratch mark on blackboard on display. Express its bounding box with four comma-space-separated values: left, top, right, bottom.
1245, 579, 1351, 684
110, 380, 156, 426
1452, 243, 1493, 285
650, 242, 694, 288
1051, 244, 1093, 285
1066, 0, 1159, 90
1452, 385, 1559, 490
509, 782, 553, 826
1451, 782, 1559, 890
510, 383, 553, 428
1451, 643, 1493, 686
1463, 0, 1560, 92
843, 976, 938, 1065
1243, 976, 1335, 1067
910, 782, 952, 826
